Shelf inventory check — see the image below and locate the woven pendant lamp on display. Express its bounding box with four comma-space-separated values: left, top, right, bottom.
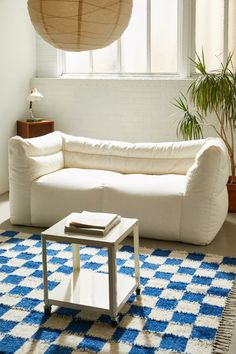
28, 0, 133, 52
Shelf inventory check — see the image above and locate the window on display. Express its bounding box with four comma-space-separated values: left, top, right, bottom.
62, 0, 235, 76
195, 0, 236, 70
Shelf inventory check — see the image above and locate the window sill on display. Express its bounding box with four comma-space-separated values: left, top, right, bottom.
59, 73, 192, 81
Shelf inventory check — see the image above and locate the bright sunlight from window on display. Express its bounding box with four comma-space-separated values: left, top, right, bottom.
63, 0, 235, 76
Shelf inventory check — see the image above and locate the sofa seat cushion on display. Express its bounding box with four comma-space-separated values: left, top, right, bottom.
31, 168, 187, 240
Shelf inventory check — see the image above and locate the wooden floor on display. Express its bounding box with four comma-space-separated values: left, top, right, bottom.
1, 192, 236, 353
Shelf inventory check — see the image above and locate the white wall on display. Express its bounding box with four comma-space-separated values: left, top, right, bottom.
32, 77, 195, 143
0, 0, 36, 194
33, 35, 219, 144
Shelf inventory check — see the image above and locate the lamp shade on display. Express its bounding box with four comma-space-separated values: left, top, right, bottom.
27, 88, 43, 102
28, 0, 133, 52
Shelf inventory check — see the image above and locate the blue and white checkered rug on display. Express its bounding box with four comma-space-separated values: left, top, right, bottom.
0, 229, 236, 354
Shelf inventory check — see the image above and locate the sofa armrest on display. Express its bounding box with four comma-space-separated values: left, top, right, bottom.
180, 138, 230, 245
8, 131, 64, 225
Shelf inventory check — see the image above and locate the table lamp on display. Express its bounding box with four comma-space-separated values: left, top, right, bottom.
27, 88, 44, 122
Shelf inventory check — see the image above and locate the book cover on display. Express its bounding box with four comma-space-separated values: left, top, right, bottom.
65, 215, 121, 236
69, 211, 119, 230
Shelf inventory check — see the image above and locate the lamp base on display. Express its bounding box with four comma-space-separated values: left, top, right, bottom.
26, 118, 44, 122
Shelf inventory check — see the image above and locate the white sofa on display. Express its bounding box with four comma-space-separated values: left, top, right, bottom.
8, 132, 229, 245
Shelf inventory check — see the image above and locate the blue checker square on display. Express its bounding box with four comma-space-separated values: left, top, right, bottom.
49, 257, 67, 265
167, 281, 187, 291
0, 335, 25, 353
200, 303, 223, 317
141, 262, 158, 270
178, 267, 196, 275
182, 292, 205, 303
142, 286, 162, 297
208, 286, 230, 297
112, 328, 139, 344
11, 244, 28, 252
0, 319, 18, 333
32, 327, 61, 342
0, 265, 17, 274
98, 314, 112, 324
119, 266, 134, 276
172, 311, 197, 324
31, 269, 43, 278
80, 253, 92, 261
140, 276, 150, 286
192, 275, 212, 286
156, 298, 177, 310
127, 293, 136, 304
0, 256, 9, 264
200, 262, 219, 270
38, 280, 59, 291
30, 233, 41, 240
64, 245, 72, 252
16, 252, 35, 260
46, 249, 58, 256
78, 336, 106, 352
223, 256, 236, 265
128, 305, 152, 318
119, 245, 134, 253
165, 258, 182, 266
57, 265, 72, 274
66, 319, 93, 334
97, 249, 107, 257
16, 297, 41, 310
216, 271, 235, 281
139, 254, 148, 262
82, 262, 102, 271
130, 346, 155, 354
0, 231, 19, 237
191, 325, 217, 340
6, 237, 22, 244
0, 304, 10, 317
187, 253, 205, 261
56, 307, 79, 317
152, 249, 171, 257
144, 319, 168, 333
2, 274, 24, 285
116, 258, 126, 266
23, 260, 41, 269
24, 310, 47, 326
45, 345, 72, 354
10, 285, 32, 296
154, 271, 172, 280
160, 334, 187, 352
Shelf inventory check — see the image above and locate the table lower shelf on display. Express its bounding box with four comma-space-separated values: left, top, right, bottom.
48, 269, 136, 314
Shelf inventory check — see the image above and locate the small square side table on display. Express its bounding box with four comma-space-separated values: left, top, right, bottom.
17, 120, 54, 138
41, 214, 140, 325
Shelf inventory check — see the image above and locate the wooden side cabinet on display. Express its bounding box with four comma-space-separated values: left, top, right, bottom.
17, 120, 54, 138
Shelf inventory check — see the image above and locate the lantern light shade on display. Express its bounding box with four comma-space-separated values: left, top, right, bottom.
28, 0, 133, 52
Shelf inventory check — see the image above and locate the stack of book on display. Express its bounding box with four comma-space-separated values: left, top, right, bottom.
65, 211, 121, 236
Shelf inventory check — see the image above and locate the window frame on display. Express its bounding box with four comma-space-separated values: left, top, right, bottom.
56, 0, 231, 78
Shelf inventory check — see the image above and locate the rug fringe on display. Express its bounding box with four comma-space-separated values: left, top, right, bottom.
213, 279, 236, 353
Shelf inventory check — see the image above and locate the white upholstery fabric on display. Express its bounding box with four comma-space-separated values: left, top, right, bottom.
31, 168, 186, 239
8, 131, 230, 245
63, 135, 207, 175
8, 132, 63, 224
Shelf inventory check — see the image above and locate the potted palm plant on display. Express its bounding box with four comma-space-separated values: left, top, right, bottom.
174, 52, 236, 212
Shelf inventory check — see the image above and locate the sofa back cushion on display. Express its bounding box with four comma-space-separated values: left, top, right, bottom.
63, 135, 210, 175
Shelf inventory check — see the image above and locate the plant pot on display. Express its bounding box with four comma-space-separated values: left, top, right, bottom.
227, 177, 236, 212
